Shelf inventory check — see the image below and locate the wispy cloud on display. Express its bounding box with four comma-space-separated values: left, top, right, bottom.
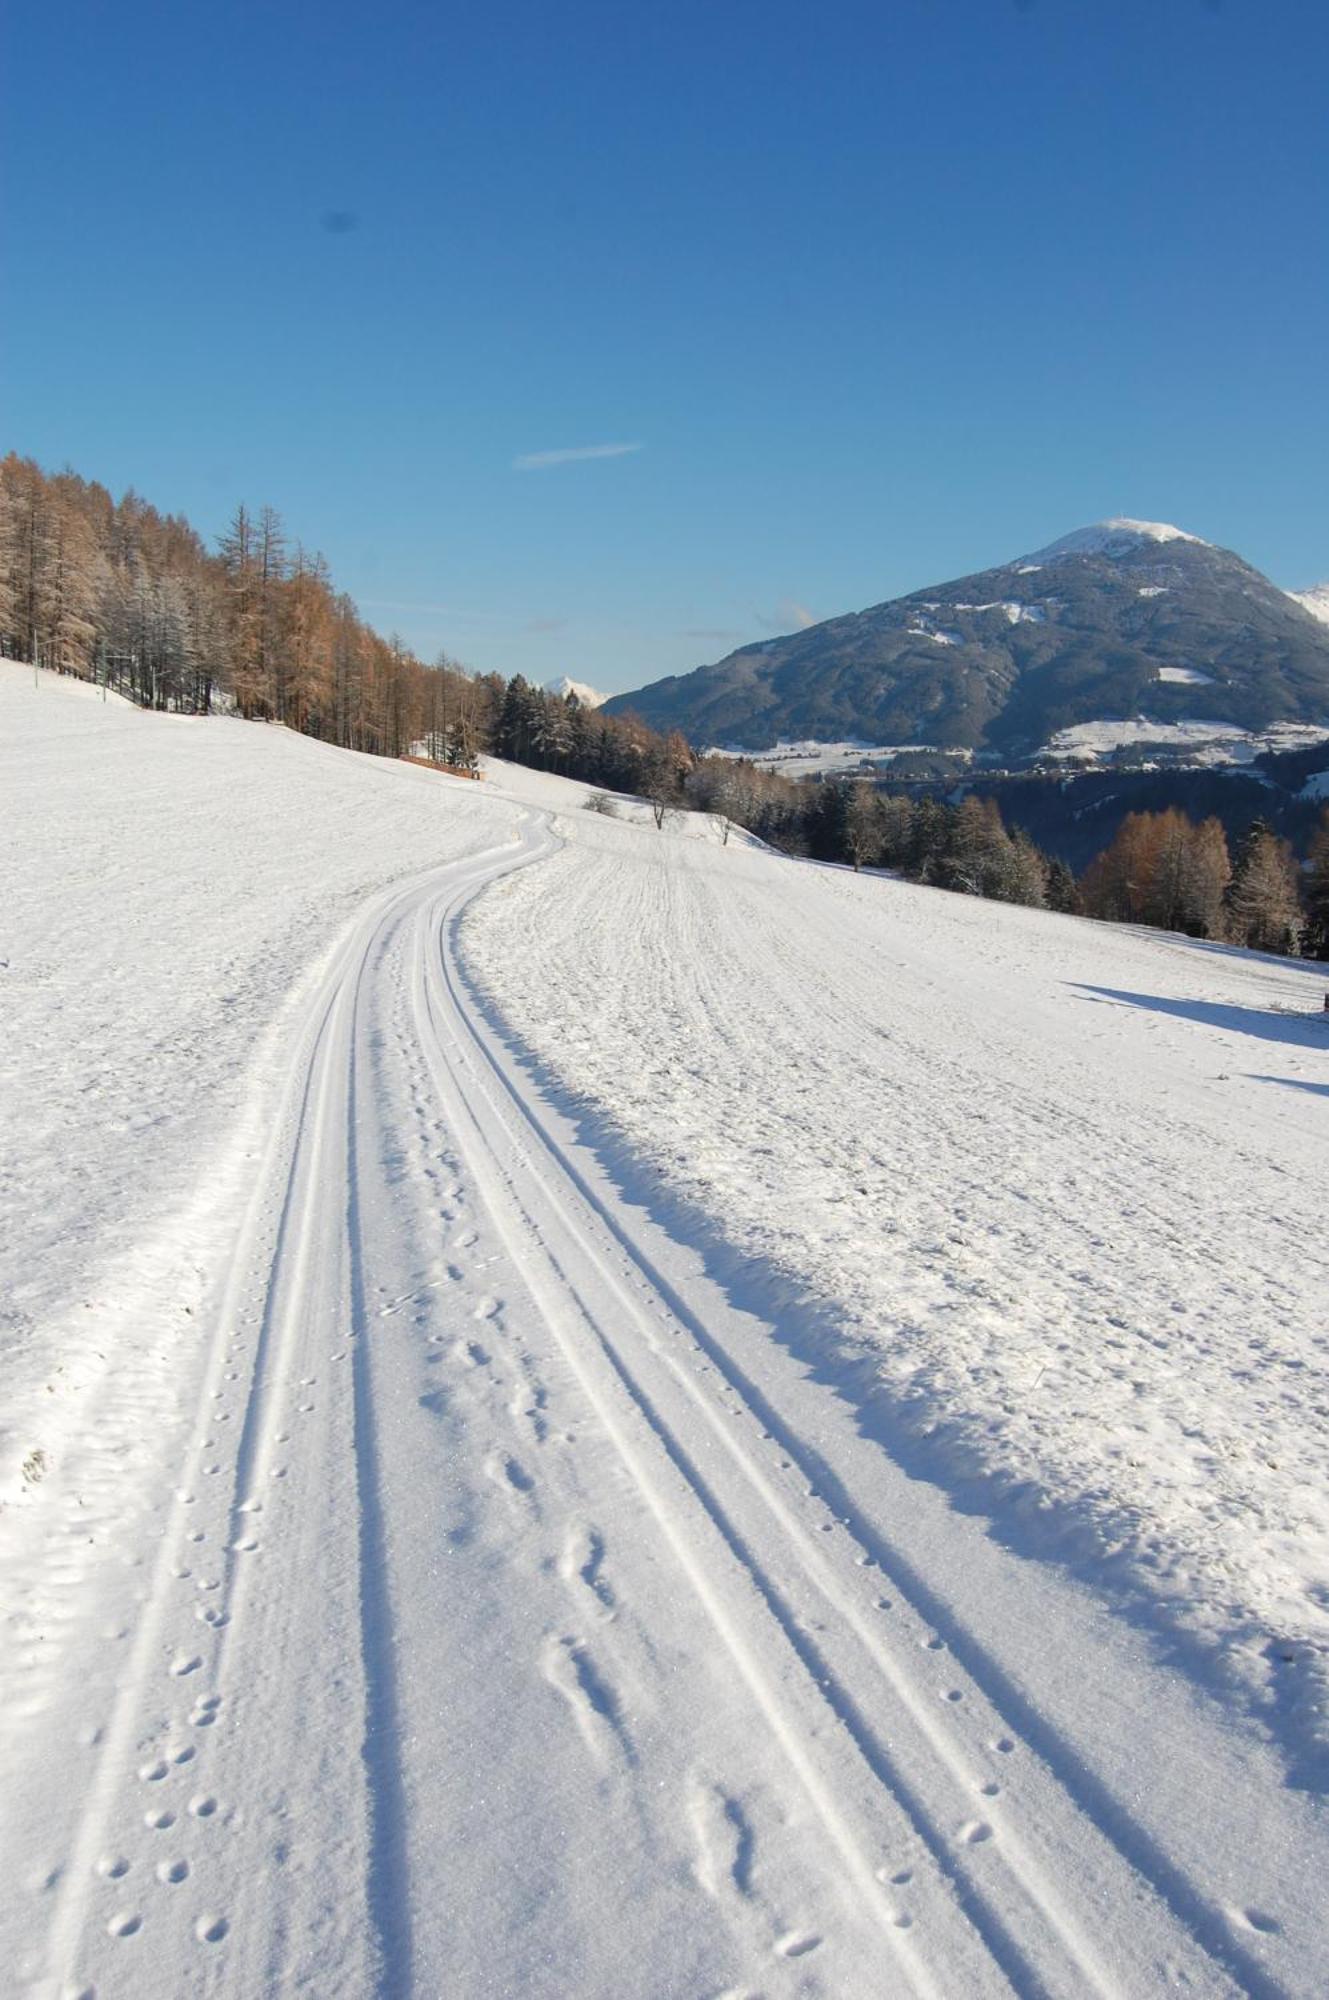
357, 598, 512, 627
513, 442, 643, 471
756, 597, 817, 634
359, 597, 462, 618
526, 615, 568, 634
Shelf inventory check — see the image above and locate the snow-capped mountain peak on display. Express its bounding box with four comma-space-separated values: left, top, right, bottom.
545, 675, 606, 707
1288, 583, 1329, 627
1022, 519, 1209, 564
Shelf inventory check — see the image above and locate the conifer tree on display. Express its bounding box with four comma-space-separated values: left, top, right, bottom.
1298, 810, 1329, 960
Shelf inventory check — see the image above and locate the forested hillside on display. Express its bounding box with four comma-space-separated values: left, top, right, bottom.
0, 454, 482, 754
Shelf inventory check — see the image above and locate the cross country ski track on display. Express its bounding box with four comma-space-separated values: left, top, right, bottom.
22, 811, 1314, 1998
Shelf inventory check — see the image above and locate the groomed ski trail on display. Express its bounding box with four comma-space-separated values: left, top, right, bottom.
27, 810, 1303, 1998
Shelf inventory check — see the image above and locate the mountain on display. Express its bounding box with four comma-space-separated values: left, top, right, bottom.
545, 675, 606, 708
1289, 583, 1329, 627
604, 521, 1329, 767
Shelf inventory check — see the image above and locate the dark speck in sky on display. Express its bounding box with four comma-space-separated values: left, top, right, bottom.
321, 209, 359, 235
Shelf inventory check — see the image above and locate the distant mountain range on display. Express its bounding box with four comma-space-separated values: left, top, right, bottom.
603, 522, 1329, 770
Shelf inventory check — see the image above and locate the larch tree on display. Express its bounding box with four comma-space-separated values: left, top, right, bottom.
1223, 824, 1303, 955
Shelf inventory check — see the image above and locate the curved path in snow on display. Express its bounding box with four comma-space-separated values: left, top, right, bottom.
16, 812, 1321, 1998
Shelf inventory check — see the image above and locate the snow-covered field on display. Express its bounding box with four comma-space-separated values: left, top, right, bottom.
4, 662, 1329, 1999
1042, 716, 1329, 765
705, 738, 968, 776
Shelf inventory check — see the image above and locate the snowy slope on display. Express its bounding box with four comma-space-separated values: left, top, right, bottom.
5, 663, 1329, 1999
463, 801, 1329, 1777
0, 667, 528, 1505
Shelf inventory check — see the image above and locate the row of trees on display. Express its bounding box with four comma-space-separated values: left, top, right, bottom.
0, 456, 479, 757
1078, 808, 1329, 958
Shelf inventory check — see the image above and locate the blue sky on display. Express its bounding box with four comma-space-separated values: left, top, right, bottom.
5, 0, 1327, 694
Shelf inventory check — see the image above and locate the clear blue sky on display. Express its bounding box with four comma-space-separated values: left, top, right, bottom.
5, 0, 1327, 694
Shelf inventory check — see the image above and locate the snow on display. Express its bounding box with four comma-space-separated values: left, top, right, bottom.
1301, 767, 1329, 801
544, 674, 606, 707
1025, 519, 1208, 562
1042, 715, 1329, 765
6, 660, 1329, 1997
0, 670, 527, 1488
465, 805, 1329, 1771
1138, 585, 1169, 598
1156, 665, 1216, 685
704, 738, 963, 776
1288, 583, 1329, 627
953, 601, 1045, 624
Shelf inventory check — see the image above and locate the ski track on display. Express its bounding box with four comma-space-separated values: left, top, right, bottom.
7, 804, 1316, 1997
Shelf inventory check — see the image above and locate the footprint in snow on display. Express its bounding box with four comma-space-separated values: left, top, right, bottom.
486, 1453, 534, 1499
540, 1634, 633, 1768
775, 1930, 821, 1958
1231, 1908, 1281, 1936
559, 1523, 615, 1618
688, 1779, 754, 1904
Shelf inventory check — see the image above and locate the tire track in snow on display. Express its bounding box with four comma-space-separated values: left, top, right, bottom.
38, 914, 367, 1997
35, 834, 542, 2000
424, 834, 1258, 1998
31, 801, 1272, 1998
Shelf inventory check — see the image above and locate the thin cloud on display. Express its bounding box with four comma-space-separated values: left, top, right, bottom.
359, 597, 461, 618
513, 442, 643, 471
756, 597, 817, 634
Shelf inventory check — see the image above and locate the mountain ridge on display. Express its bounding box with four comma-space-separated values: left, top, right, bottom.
604, 522, 1329, 766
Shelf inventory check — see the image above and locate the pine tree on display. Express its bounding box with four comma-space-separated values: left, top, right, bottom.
1299, 810, 1329, 960
1045, 858, 1081, 914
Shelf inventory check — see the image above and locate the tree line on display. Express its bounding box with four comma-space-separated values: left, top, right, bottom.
1077, 807, 1329, 958
0, 455, 476, 756
4, 453, 1326, 958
